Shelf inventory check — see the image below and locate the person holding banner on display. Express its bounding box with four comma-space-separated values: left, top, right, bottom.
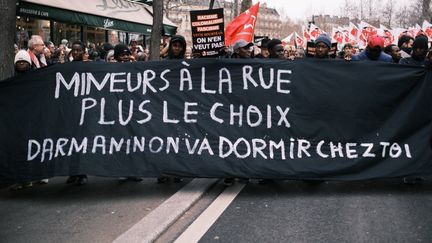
66, 41, 89, 186
165, 35, 187, 60
157, 35, 187, 184
284, 45, 297, 60
352, 35, 392, 63
267, 39, 285, 59
27, 35, 47, 69
398, 35, 414, 59
114, 44, 133, 63
338, 43, 355, 61
14, 50, 32, 75
384, 44, 402, 63
314, 34, 332, 59
255, 38, 270, 59
399, 35, 430, 66
9, 50, 34, 190
231, 39, 254, 59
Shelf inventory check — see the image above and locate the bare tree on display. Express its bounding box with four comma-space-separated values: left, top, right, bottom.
240, 0, 252, 13
381, 0, 394, 27
0, 0, 17, 81
340, 0, 358, 19
395, 0, 430, 27
150, 0, 163, 61
396, 4, 417, 28
421, 0, 432, 21
278, 17, 302, 40
233, 0, 239, 17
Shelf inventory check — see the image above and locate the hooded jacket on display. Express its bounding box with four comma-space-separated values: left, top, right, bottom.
166, 35, 187, 59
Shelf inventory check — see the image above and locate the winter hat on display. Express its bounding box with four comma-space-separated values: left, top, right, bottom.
114, 44, 131, 58
267, 39, 282, 51
368, 35, 385, 49
315, 34, 332, 49
233, 39, 253, 51
259, 38, 270, 48
413, 35, 429, 50
14, 50, 31, 64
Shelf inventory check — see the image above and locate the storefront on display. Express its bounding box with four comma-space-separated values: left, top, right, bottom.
16, 0, 177, 48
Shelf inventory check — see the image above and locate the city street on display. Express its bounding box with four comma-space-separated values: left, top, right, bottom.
2, 0, 432, 242
1, 177, 432, 242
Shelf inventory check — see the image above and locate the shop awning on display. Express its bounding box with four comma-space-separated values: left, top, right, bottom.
17, 0, 177, 35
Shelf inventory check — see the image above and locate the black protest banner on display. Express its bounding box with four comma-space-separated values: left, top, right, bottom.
0, 59, 432, 182
190, 8, 224, 57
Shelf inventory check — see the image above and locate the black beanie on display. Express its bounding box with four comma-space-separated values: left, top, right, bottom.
114, 44, 131, 58
267, 39, 282, 51
413, 35, 429, 50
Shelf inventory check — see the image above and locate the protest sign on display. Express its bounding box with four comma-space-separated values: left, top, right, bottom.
190, 8, 224, 57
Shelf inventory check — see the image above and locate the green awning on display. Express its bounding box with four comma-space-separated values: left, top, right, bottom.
17, 1, 176, 35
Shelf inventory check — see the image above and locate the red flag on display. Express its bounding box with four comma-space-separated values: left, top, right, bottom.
302, 26, 311, 41
225, 3, 260, 46
294, 32, 304, 48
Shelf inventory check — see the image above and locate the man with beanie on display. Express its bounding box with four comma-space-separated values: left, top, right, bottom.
352, 35, 393, 62
114, 44, 132, 62
157, 35, 187, 185
166, 35, 187, 59
314, 34, 332, 59
14, 50, 32, 75
399, 35, 429, 66
267, 39, 284, 59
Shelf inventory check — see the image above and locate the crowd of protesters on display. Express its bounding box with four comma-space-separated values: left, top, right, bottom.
14, 33, 432, 75
10, 32, 430, 190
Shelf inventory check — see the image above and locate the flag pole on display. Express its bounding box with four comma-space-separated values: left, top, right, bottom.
209, 0, 215, 9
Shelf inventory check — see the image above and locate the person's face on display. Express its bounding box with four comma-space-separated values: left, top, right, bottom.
270, 44, 284, 59
15, 61, 30, 72
71, 44, 84, 61
48, 44, 55, 54
261, 47, 269, 58
236, 45, 252, 58
59, 50, 65, 63
108, 56, 116, 62
44, 47, 52, 59
344, 46, 353, 56
33, 40, 45, 55
406, 39, 414, 48
117, 53, 130, 62
131, 42, 137, 49
171, 41, 184, 57
83, 51, 90, 61
315, 42, 329, 58
391, 46, 401, 61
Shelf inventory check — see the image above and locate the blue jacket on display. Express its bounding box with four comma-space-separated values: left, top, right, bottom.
352, 51, 393, 63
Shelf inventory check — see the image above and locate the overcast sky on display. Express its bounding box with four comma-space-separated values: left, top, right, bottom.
259, 0, 408, 21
